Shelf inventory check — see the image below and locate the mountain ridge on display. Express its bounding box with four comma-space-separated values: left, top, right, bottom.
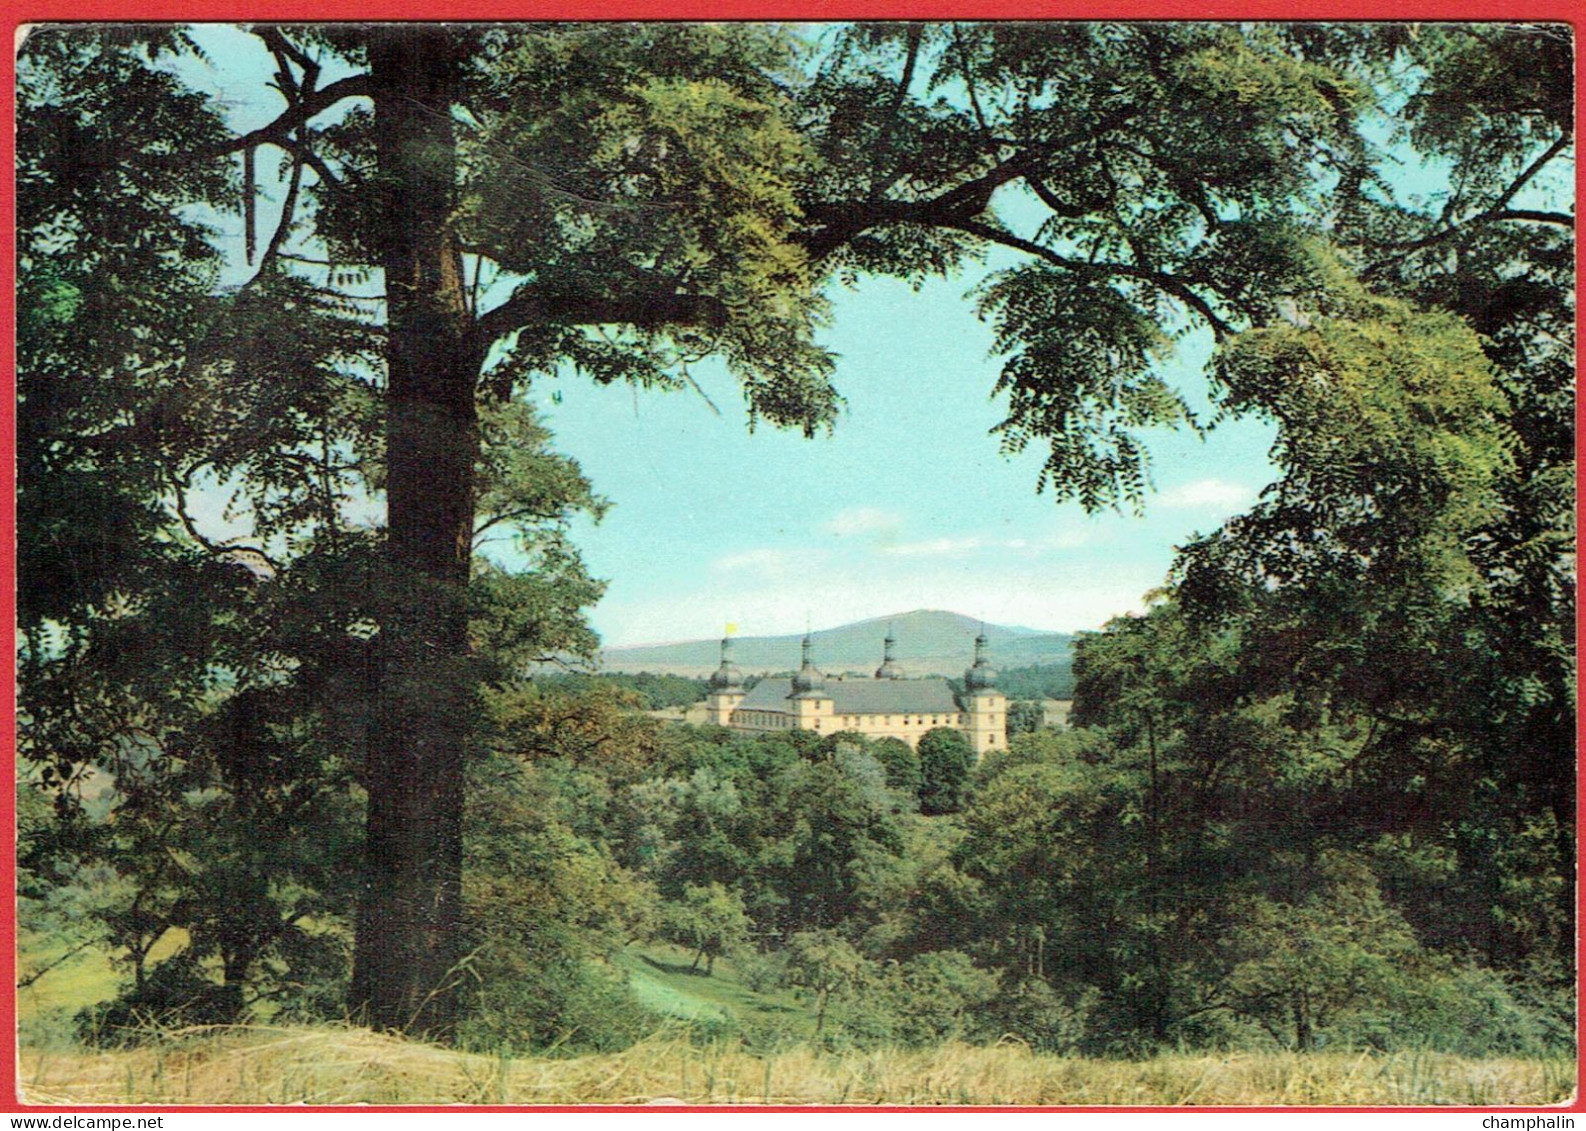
599, 608, 1076, 677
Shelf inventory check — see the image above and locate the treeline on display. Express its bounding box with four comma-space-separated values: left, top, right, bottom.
532, 671, 710, 711
532, 663, 1076, 711
950, 662, 1076, 703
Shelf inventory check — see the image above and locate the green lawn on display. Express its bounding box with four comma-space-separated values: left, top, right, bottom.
17, 928, 188, 1044
19, 934, 789, 1046
618, 943, 817, 1046
18, 942, 118, 1021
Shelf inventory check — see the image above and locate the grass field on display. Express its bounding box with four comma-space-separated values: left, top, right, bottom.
619, 944, 817, 1046
18, 1026, 1576, 1106
15, 939, 1576, 1107
17, 929, 188, 1050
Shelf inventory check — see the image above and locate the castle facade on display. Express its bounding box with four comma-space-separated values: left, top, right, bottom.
704, 628, 1008, 756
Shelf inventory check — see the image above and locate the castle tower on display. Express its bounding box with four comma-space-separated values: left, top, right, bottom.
963, 628, 1007, 756
874, 625, 904, 680
789, 634, 833, 731
705, 636, 746, 726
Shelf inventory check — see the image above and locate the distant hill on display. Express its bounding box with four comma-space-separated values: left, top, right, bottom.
599, 609, 1075, 677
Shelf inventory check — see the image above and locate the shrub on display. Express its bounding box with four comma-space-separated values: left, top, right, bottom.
989, 978, 1099, 1054
883, 950, 1000, 1046
456, 943, 657, 1055
77, 958, 245, 1044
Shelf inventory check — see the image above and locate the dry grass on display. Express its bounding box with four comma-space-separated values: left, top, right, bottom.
17, 1026, 1577, 1107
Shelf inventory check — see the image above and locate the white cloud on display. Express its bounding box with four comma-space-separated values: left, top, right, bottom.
822, 506, 902, 537
713, 548, 791, 574
596, 541, 1175, 645
1041, 528, 1100, 550
882, 537, 983, 557
1157, 478, 1256, 510
710, 547, 829, 580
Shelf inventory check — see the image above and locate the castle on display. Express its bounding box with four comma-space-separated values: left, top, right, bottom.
704, 628, 1008, 755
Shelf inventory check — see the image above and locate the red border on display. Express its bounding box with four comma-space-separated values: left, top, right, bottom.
3, 0, 1584, 17
4, 0, 1582, 1117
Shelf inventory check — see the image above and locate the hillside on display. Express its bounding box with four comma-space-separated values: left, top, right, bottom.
599, 609, 1076, 677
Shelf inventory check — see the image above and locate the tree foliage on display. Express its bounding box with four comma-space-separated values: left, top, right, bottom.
916, 727, 975, 815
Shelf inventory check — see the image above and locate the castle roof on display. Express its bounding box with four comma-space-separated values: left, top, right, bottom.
964, 629, 999, 692
737, 677, 960, 716
791, 633, 825, 696
875, 627, 904, 680
708, 637, 744, 691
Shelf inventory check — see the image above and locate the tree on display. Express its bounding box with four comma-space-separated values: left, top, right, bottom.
870, 736, 922, 800
660, 882, 750, 975
783, 928, 873, 1036
1007, 700, 1048, 736
1214, 853, 1426, 1051
20, 23, 822, 1032
22, 21, 1569, 1037
883, 950, 1001, 1046
17, 29, 386, 1030
917, 728, 974, 815
460, 751, 660, 1052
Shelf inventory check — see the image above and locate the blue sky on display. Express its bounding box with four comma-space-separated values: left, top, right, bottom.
534, 275, 1278, 645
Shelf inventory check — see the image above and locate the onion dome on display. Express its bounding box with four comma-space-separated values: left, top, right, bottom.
708, 637, 743, 691
964, 629, 999, 692
874, 626, 904, 680
791, 634, 826, 695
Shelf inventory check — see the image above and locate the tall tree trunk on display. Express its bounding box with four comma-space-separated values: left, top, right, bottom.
1292, 989, 1313, 1053
350, 27, 480, 1035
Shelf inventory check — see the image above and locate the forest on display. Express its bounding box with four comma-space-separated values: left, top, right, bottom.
15, 20, 1574, 1099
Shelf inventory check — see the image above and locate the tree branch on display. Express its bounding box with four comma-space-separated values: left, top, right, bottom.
1490, 131, 1572, 215
254, 26, 320, 82
941, 216, 1236, 339
17, 937, 102, 989
473, 285, 729, 353
1494, 208, 1574, 227
1364, 131, 1573, 273
1026, 172, 1111, 219
800, 105, 1140, 261
866, 23, 924, 202
292, 143, 348, 194
245, 151, 306, 285
185, 75, 372, 162
950, 23, 992, 139
166, 467, 284, 574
